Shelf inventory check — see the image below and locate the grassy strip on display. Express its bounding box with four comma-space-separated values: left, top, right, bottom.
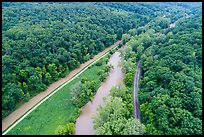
6, 57, 107, 135
5, 43, 120, 135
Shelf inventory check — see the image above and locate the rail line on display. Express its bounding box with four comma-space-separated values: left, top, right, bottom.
133, 62, 141, 121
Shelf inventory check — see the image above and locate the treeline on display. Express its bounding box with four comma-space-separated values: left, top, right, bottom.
118, 3, 202, 135
2, 2, 153, 119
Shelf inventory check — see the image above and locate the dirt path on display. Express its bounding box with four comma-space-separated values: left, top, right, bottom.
2, 40, 121, 133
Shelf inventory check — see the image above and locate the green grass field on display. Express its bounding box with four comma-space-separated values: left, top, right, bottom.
6, 55, 109, 135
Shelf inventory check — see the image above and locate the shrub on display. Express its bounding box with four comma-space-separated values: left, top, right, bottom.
109, 50, 114, 55
95, 59, 103, 66
66, 122, 75, 135
81, 76, 88, 83
118, 43, 123, 48
55, 125, 67, 135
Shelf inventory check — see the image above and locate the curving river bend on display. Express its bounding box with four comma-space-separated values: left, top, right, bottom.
74, 51, 124, 135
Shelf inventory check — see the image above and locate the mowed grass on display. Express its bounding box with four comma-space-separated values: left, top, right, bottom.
6, 56, 108, 135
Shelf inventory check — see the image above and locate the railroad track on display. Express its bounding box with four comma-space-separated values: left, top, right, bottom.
133, 62, 141, 121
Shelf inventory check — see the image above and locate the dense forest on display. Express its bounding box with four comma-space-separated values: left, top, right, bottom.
93, 2, 202, 135
2, 2, 202, 135
138, 12, 202, 135
2, 2, 153, 119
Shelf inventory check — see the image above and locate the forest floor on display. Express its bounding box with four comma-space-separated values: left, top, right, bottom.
2, 40, 121, 134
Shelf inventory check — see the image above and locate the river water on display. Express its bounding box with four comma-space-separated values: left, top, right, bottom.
74, 51, 124, 135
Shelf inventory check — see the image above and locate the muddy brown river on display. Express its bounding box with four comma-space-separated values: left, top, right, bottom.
74, 51, 124, 135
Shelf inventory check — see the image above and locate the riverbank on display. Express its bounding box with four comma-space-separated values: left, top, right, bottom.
74, 51, 124, 135
2, 40, 121, 135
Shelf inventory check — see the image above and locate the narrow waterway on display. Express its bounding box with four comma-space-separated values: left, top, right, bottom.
74, 51, 124, 135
